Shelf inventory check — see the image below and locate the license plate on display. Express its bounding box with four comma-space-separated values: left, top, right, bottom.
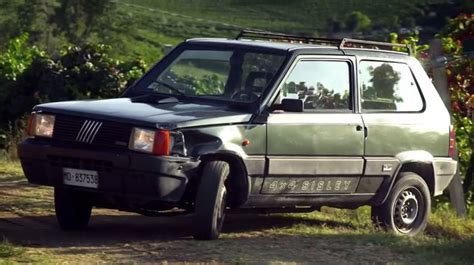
63, 168, 99, 189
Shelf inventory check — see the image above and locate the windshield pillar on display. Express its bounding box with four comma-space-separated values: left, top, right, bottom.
224, 52, 244, 97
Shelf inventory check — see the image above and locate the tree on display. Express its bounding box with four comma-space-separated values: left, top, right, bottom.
368, 63, 401, 100
16, 0, 56, 50
0, 0, 22, 46
326, 16, 344, 37
52, 0, 116, 43
345, 11, 372, 33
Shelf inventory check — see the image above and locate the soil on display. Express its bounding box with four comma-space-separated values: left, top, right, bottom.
0, 179, 408, 264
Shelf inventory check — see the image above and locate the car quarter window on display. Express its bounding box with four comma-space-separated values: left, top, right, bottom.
279, 60, 352, 111
359, 61, 424, 112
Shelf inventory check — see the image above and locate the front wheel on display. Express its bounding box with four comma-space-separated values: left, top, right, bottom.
193, 161, 229, 240
371, 172, 430, 236
54, 187, 92, 230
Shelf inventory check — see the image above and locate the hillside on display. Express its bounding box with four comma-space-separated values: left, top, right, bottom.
0, 0, 465, 64
121, 0, 451, 33
113, 0, 462, 62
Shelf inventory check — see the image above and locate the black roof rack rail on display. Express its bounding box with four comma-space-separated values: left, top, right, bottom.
236, 29, 413, 56
339, 38, 413, 55
236, 29, 340, 46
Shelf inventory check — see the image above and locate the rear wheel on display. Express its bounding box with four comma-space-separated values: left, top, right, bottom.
54, 187, 92, 230
371, 172, 430, 236
193, 161, 229, 240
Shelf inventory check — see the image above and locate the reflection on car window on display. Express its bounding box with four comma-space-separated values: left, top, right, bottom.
153, 50, 231, 96
280, 60, 351, 111
145, 49, 285, 103
360, 61, 423, 112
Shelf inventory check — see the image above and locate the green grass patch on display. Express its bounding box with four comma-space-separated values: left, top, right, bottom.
0, 238, 23, 259
263, 206, 474, 263
0, 160, 24, 182
0, 238, 57, 264
427, 203, 474, 240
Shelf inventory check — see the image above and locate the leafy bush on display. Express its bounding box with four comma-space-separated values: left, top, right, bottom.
0, 33, 42, 81
392, 14, 473, 199
0, 35, 147, 156
441, 14, 474, 195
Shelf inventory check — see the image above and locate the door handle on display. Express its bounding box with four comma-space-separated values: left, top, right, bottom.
356, 125, 368, 137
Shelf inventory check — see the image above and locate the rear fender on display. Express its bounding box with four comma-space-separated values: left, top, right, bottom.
374, 150, 436, 205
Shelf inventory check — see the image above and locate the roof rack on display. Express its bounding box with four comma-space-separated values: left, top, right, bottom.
236, 30, 413, 56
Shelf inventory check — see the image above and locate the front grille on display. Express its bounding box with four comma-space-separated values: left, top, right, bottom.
53, 115, 132, 148
48, 155, 113, 172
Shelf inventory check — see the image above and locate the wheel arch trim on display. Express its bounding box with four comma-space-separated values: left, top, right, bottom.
377, 150, 436, 205
199, 151, 251, 207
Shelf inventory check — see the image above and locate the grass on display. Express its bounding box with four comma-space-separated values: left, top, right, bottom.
0, 238, 57, 264
122, 0, 451, 33
0, 0, 459, 65
0, 160, 24, 182
108, 0, 457, 64
0, 160, 472, 263
0, 238, 23, 259
270, 206, 474, 263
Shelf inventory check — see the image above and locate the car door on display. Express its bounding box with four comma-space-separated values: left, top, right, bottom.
263, 56, 365, 195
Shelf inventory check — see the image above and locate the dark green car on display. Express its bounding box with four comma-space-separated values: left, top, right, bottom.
18, 30, 457, 240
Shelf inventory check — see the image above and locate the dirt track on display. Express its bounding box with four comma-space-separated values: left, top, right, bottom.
0, 179, 423, 263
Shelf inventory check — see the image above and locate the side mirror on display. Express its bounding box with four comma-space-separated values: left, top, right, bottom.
280, 98, 304, 112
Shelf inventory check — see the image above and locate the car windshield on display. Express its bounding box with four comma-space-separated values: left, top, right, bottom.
139, 48, 286, 103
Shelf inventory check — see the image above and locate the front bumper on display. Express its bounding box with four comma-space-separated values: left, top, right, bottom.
18, 139, 200, 203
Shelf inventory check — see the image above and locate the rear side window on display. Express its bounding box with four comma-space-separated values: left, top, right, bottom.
359, 61, 424, 112
281, 60, 351, 111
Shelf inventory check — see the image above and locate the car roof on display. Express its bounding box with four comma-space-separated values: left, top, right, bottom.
186, 38, 412, 60
187, 38, 325, 51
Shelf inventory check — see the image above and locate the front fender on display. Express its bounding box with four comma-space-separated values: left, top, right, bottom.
182, 124, 266, 159
180, 124, 267, 207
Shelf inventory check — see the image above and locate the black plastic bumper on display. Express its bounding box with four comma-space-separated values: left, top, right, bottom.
18, 139, 200, 203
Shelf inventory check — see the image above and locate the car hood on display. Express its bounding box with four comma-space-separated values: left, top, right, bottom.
34, 98, 252, 129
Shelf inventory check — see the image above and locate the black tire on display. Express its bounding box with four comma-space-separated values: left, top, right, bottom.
193, 161, 229, 240
54, 187, 92, 230
371, 172, 431, 236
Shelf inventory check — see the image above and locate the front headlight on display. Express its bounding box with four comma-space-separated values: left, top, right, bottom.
129, 128, 157, 153
28, 113, 55, 138
129, 127, 186, 156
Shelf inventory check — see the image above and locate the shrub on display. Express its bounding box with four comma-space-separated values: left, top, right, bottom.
0, 35, 147, 157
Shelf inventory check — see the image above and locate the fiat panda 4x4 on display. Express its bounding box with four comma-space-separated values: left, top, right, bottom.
19, 30, 457, 240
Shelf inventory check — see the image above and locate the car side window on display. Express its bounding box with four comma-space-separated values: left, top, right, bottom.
359, 61, 424, 112
280, 60, 351, 111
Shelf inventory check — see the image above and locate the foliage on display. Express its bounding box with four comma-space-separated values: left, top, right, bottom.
52, 0, 116, 44
0, 33, 42, 81
363, 63, 401, 101
438, 14, 473, 183
0, 35, 147, 155
441, 14, 473, 195
282, 81, 349, 110
391, 14, 473, 197
345, 11, 372, 33
0, 238, 23, 258
390, 33, 430, 58
0, 0, 465, 64
0, 33, 42, 153
186, 74, 225, 95
16, 0, 56, 49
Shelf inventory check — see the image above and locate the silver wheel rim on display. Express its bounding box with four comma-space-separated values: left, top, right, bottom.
394, 188, 421, 233
216, 187, 226, 231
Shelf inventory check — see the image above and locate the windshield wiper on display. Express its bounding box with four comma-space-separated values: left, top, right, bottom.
153, 80, 186, 96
